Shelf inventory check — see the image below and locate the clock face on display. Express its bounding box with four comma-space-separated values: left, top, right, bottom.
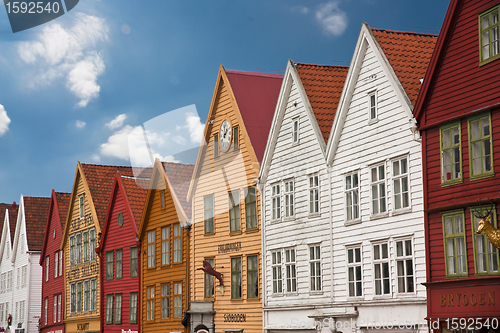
220, 120, 231, 151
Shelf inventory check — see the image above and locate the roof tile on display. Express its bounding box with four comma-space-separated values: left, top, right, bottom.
55, 192, 71, 229
162, 162, 195, 220
23, 196, 51, 251
0, 203, 18, 244
120, 176, 149, 226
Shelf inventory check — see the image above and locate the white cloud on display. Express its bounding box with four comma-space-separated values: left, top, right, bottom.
105, 114, 127, 130
0, 104, 11, 136
316, 1, 348, 36
75, 120, 86, 128
291, 6, 309, 14
185, 112, 204, 144
17, 13, 109, 107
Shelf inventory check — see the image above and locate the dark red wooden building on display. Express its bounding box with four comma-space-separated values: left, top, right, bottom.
414, 0, 500, 328
40, 190, 70, 333
99, 171, 148, 333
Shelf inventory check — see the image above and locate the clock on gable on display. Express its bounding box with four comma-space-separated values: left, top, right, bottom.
220, 120, 232, 151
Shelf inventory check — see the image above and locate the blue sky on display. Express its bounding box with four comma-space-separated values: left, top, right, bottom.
0, 0, 449, 203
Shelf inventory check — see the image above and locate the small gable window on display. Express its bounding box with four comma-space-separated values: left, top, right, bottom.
292, 118, 299, 143
117, 212, 123, 227
214, 133, 219, 158
368, 91, 377, 121
79, 195, 85, 219
233, 126, 239, 151
479, 5, 500, 64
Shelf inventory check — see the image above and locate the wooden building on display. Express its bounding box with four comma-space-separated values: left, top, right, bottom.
99, 171, 148, 333
138, 159, 194, 333
40, 191, 70, 333
187, 65, 282, 333
61, 163, 134, 333
413, 0, 500, 327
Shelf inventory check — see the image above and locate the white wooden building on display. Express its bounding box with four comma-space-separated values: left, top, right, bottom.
0, 203, 17, 330
258, 60, 348, 332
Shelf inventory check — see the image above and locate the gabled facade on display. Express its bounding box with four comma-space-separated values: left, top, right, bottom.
99, 171, 147, 333
11, 196, 51, 333
40, 191, 70, 333
187, 65, 282, 333
413, 0, 500, 325
0, 203, 18, 331
258, 60, 348, 331
324, 24, 436, 331
138, 159, 193, 333
61, 162, 134, 333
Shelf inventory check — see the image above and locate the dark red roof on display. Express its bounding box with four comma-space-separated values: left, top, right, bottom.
120, 176, 149, 226
226, 70, 283, 163
295, 63, 349, 143
0, 203, 18, 244
55, 192, 71, 229
23, 196, 51, 251
372, 28, 437, 106
162, 162, 195, 220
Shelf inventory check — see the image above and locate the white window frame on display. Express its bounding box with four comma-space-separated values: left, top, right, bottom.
57, 294, 61, 322
344, 172, 360, 223
271, 183, 281, 220
395, 238, 415, 294
59, 250, 63, 276
284, 248, 297, 293
309, 174, 319, 215
55, 251, 58, 278
346, 246, 363, 297
284, 179, 294, 218
44, 298, 48, 325
368, 90, 377, 121
372, 242, 390, 296
292, 117, 299, 144
392, 156, 411, 212
46, 256, 49, 282
53, 295, 57, 323
271, 250, 283, 295
309, 245, 321, 292
370, 163, 387, 216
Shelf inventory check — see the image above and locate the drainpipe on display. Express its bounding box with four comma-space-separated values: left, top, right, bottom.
328, 165, 334, 304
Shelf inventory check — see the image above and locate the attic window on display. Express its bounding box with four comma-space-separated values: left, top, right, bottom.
161, 192, 165, 209
118, 212, 123, 227
79, 195, 85, 219
292, 118, 299, 143
479, 5, 500, 65
368, 91, 377, 121
53, 229, 56, 239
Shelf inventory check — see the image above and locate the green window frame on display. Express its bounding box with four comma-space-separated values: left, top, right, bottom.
468, 113, 494, 180
440, 123, 462, 186
129, 292, 138, 324
213, 133, 219, 158
115, 249, 123, 279
479, 5, 500, 65
82, 231, 89, 262
105, 294, 113, 324
79, 195, 85, 219
106, 251, 114, 280
114, 293, 122, 324
470, 206, 500, 275
70, 283, 76, 313
161, 284, 170, 319
204, 258, 215, 298
91, 279, 97, 310
245, 188, 257, 230
442, 210, 468, 278
204, 195, 214, 234
83, 280, 90, 311
247, 255, 258, 298
130, 247, 138, 278
229, 191, 240, 233
233, 126, 239, 150
77, 282, 82, 313
231, 257, 242, 299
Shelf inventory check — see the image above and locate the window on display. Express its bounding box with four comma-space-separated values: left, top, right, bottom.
479, 5, 499, 63
174, 224, 182, 263
77, 282, 82, 313
247, 255, 258, 298
469, 113, 493, 179
53, 296, 57, 323
161, 227, 170, 265
0, 303, 4, 323
373, 243, 390, 295
443, 211, 467, 277
292, 117, 299, 143
58, 295, 61, 322
345, 173, 359, 221
161, 192, 165, 209
147, 287, 154, 321
396, 239, 414, 293
370, 165, 386, 215
309, 175, 319, 214
271, 251, 282, 294
115, 249, 123, 279
20, 300, 24, 322
229, 191, 240, 232
129, 292, 138, 324
54, 252, 58, 278
106, 251, 114, 280
10, 270, 14, 290
233, 126, 239, 150
79, 195, 84, 218
245, 188, 257, 230
46, 256, 49, 281
174, 283, 182, 317
161, 284, 170, 319
471, 207, 499, 275
309, 245, 321, 291
441, 123, 462, 184
231, 257, 242, 299
204, 196, 214, 234
59, 250, 63, 276
90, 229, 96, 260
91, 279, 97, 310
15, 302, 17, 323
271, 184, 281, 220
84, 280, 90, 311
284, 180, 294, 217
204, 258, 214, 298
105, 294, 113, 324
83, 230, 89, 262
368, 91, 377, 120
44, 298, 48, 325
76, 233, 81, 264
285, 249, 297, 293
347, 247, 362, 297
70, 236, 75, 265
114, 293, 122, 324
214, 133, 219, 158
16, 268, 19, 289
130, 247, 138, 278
147, 231, 155, 268
393, 157, 409, 210
70, 284, 76, 313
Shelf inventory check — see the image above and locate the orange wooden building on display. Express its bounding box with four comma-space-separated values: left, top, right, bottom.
138, 159, 194, 333
187, 65, 282, 333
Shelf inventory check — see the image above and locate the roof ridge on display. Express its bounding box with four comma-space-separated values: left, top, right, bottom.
81, 163, 133, 169
371, 27, 438, 38
161, 161, 195, 167
295, 62, 349, 69
225, 69, 284, 78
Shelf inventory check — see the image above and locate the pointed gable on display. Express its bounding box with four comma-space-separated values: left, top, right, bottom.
23, 196, 51, 251
0, 203, 18, 237
162, 162, 195, 220
56, 192, 71, 228
119, 176, 149, 227
40, 191, 70, 263
295, 63, 349, 143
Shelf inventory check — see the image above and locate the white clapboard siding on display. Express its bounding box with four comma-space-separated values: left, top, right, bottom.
0, 209, 14, 328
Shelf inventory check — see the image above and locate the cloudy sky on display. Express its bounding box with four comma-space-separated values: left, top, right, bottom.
0, 0, 449, 203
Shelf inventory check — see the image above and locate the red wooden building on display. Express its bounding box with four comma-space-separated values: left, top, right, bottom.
40, 191, 70, 333
99, 171, 148, 333
414, 0, 500, 328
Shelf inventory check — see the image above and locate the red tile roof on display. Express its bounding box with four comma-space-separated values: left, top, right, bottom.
120, 176, 149, 226
162, 162, 195, 220
0, 203, 18, 244
295, 63, 349, 143
55, 192, 71, 229
371, 28, 437, 106
23, 196, 51, 251
226, 70, 283, 163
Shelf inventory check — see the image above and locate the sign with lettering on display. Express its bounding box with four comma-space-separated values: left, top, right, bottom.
223, 313, 246, 322
70, 214, 94, 232
218, 242, 241, 254
77, 323, 89, 331
67, 261, 99, 281
121, 330, 139, 333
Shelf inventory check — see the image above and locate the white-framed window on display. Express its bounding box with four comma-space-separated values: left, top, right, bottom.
0, 303, 3, 323
309, 174, 319, 214
347, 247, 362, 297
8, 271, 13, 291
46, 256, 49, 281
284, 180, 294, 218
271, 251, 282, 294
79, 195, 85, 219
148, 230, 155, 268
393, 157, 410, 210
57, 294, 61, 322
285, 248, 297, 293
147, 286, 154, 321
396, 239, 415, 293
373, 243, 390, 295
368, 90, 377, 120
345, 172, 359, 221
16, 268, 19, 289
55, 252, 58, 278
292, 117, 299, 143
53, 295, 57, 323
370, 164, 386, 215
59, 250, 63, 276
271, 183, 281, 220
309, 245, 321, 291
20, 300, 25, 322
44, 298, 48, 325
